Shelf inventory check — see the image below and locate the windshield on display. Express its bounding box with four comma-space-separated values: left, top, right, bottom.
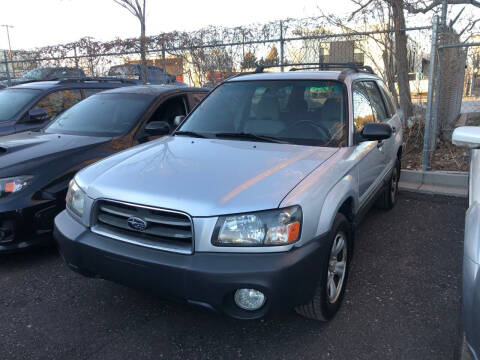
179, 80, 346, 147
0, 89, 41, 121
45, 93, 154, 136
21, 68, 49, 80
108, 66, 140, 80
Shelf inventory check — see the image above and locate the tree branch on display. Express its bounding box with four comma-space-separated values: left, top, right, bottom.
405, 0, 480, 14
348, 0, 376, 21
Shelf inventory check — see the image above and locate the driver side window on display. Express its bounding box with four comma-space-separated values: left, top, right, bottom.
353, 82, 375, 136
147, 95, 187, 131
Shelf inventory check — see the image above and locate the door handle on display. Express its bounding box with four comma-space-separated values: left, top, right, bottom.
377, 141, 384, 149
392, 126, 397, 134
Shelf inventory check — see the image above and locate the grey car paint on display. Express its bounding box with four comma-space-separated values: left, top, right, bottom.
70, 71, 403, 254
463, 148, 480, 360
452, 127, 480, 359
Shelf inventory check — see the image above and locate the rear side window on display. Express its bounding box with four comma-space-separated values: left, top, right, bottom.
34, 89, 82, 120
362, 81, 388, 122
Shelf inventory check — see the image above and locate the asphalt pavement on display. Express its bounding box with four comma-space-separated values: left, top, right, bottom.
0, 192, 467, 360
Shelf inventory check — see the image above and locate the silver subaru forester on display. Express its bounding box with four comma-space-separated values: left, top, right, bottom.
54, 66, 403, 320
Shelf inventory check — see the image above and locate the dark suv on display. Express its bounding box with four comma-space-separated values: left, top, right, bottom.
0, 67, 86, 88
0, 78, 134, 136
108, 64, 183, 85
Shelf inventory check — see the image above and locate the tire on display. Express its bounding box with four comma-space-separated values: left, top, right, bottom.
377, 158, 400, 210
295, 213, 352, 321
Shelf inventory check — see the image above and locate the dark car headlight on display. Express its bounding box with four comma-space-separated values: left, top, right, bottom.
0, 176, 33, 198
212, 206, 302, 247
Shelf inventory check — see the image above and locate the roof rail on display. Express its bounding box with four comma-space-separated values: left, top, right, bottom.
252, 62, 374, 74
56, 77, 137, 84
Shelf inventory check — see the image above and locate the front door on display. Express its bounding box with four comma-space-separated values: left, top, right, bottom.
352, 81, 386, 202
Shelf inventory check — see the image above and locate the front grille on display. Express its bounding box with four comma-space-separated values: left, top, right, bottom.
91, 200, 193, 254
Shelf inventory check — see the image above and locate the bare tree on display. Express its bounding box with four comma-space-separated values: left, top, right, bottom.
349, 0, 480, 120
113, 0, 147, 83
349, 0, 413, 118
319, 3, 400, 107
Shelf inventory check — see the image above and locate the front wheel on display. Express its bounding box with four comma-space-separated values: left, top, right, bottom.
295, 213, 352, 321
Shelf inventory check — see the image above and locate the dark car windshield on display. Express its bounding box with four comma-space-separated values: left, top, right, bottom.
178, 80, 346, 147
45, 93, 154, 136
108, 65, 140, 80
0, 88, 42, 121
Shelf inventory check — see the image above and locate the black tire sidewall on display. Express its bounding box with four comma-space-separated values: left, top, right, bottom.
388, 159, 400, 207
319, 213, 352, 320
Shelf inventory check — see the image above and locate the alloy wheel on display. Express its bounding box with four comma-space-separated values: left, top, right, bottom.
327, 232, 347, 304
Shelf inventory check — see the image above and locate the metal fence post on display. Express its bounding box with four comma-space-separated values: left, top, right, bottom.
3, 51, 11, 87
422, 16, 439, 171
162, 44, 166, 73
73, 45, 79, 70
280, 20, 284, 72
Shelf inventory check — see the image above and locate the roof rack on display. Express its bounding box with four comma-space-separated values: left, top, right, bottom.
253, 62, 374, 74
56, 77, 137, 84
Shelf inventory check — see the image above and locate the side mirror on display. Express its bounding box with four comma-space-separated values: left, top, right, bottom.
361, 123, 392, 141
174, 115, 185, 128
452, 126, 480, 149
27, 108, 49, 122
144, 121, 171, 137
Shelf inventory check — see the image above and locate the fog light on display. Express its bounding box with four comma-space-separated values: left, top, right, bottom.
234, 289, 266, 311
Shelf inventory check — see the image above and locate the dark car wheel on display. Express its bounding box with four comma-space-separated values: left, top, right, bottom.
378, 159, 400, 210
295, 213, 352, 321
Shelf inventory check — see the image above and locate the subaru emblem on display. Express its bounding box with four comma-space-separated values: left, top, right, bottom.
127, 217, 148, 231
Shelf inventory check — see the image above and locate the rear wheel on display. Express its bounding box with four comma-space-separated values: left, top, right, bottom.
378, 159, 400, 210
295, 213, 352, 321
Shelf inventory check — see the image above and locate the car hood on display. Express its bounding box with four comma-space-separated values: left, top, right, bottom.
0, 131, 111, 171
81, 136, 338, 216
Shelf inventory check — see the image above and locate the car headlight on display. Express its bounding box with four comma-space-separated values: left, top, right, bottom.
212, 206, 302, 246
66, 179, 86, 218
0, 176, 33, 198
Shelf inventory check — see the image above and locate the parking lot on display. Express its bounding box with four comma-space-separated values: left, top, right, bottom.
0, 192, 467, 360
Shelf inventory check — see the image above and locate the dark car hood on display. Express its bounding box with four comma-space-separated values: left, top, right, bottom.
0, 131, 112, 171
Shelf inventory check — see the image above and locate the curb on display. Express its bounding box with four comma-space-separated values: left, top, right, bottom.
399, 169, 468, 198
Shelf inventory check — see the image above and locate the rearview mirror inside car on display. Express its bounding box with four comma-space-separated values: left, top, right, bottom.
144, 121, 171, 137
174, 115, 185, 128
27, 108, 49, 122
452, 126, 480, 149
361, 123, 392, 141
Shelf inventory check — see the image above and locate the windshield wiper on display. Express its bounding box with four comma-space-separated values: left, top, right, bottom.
174, 131, 206, 138
214, 132, 287, 144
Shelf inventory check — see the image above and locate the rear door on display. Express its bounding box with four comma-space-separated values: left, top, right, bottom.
352, 81, 387, 202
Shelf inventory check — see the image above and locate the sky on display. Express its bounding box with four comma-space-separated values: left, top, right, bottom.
0, 0, 358, 50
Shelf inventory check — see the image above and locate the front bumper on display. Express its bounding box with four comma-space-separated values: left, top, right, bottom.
54, 210, 329, 319
463, 256, 480, 359
0, 201, 59, 253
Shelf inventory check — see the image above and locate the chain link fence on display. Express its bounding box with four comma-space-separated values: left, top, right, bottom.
0, 17, 432, 89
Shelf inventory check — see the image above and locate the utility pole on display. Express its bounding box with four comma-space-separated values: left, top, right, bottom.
1, 25, 15, 78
